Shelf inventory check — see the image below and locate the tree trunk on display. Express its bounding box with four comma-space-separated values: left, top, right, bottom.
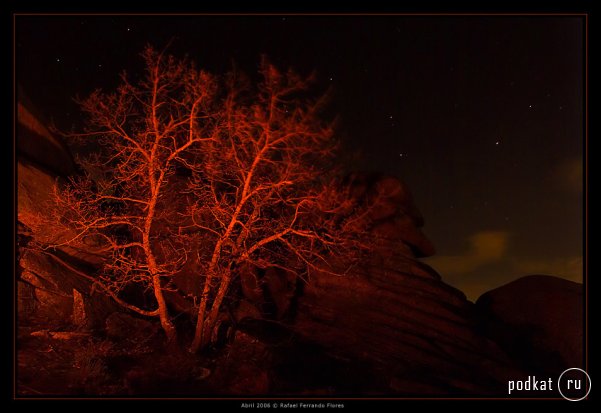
144, 170, 177, 344
190, 244, 222, 353
190, 272, 232, 353
190, 273, 213, 353
152, 274, 177, 343
190, 303, 206, 353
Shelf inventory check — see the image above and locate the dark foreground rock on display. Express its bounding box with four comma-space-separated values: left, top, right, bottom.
289, 264, 524, 395
476, 275, 583, 376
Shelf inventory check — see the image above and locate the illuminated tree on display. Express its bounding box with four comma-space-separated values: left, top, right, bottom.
52, 46, 217, 343
186, 61, 373, 352
53, 46, 370, 351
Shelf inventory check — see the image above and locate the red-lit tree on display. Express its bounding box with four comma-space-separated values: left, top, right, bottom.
185, 61, 373, 352
51, 47, 219, 343
52, 46, 370, 351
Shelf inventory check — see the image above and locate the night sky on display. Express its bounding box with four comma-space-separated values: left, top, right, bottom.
16, 15, 584, 300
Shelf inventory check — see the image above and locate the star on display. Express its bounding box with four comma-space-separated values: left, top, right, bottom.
528, 104, 533, 108
389, 115, 393, 119
495, 141, 500, 145
127, 27, 131, 32
56, 57, 61, 63
329, 77, 333, 81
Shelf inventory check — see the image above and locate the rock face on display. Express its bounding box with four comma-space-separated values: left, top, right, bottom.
342, 173, 435, 258
233, 173, 526, 395
476, 275, 583, 376
17, 86, 75, 177
235, 174, 441, 324
290, 257, 522, 394
284, 181, 586, 394
17, 92, 118, 328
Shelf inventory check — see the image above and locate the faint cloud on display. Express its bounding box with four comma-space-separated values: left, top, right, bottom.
425, 230, 509, 275
425, 231, 582, 301
555, 157, 583, 193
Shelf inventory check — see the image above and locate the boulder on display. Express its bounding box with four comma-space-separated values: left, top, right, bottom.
291, 261, 524, 395
476, 275, 583, 375
343, 173, 424, 227
372, 215, 435, 258
370, 175, 424, 225
238, 264, 298, 321
342, 173, 435, 258
20, 269, 73, 322
19, 249, 118, 328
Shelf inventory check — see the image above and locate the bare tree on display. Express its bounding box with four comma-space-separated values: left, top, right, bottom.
52, 46, 221, 343
185, 60, 371, 352
52, 46, 370, 351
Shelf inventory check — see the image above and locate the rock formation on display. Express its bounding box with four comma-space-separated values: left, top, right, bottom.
17, 85, 75, 177
476, 275, 583, 376
17, 90, 118, 328
264, 173, 525, 394
16, 96, 584, 396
